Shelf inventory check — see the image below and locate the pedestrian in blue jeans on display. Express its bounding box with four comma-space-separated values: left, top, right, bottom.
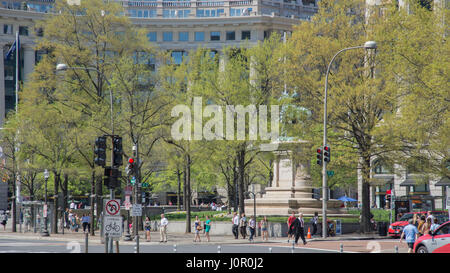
400, 219, 419, 253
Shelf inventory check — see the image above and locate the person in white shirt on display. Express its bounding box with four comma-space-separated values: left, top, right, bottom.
160, 214, 168, 243
232, 212, 239, 239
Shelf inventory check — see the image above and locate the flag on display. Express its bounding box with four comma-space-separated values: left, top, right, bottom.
4, 40, 16, 60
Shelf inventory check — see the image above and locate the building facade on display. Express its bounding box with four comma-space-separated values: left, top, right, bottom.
0, 0, 319, 126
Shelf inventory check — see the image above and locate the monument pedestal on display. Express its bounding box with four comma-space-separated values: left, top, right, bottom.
245, 140, 345, 217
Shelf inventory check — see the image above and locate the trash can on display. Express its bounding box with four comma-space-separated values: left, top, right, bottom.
378, 222, 387, 236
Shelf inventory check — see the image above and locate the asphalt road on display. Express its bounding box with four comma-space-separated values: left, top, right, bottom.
0, 237, 340, 253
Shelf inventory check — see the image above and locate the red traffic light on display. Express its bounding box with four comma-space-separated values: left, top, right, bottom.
324, 146, 330, 151
317, 148, 322, 154
128, 158, 134, 164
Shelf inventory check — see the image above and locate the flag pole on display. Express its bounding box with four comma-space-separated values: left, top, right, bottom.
15, 30, 19, 114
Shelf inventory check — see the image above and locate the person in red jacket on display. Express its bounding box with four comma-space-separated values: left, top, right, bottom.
287, 212, 296, 243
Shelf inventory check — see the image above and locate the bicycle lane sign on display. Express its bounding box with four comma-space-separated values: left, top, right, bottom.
104, 215, 123, 238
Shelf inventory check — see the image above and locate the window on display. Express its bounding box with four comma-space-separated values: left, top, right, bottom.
179, 31, 189, 42
147, 32, 157, 42
241, 30, 251, 40
163, 32, 173, 42
3, 24, 13, 35
19, 26, 29, 36
226, 31, 235, 41
171, 51, 188, 65
373, 159, 392, 174
195, 32, 205, 41
210, 31, 220, 41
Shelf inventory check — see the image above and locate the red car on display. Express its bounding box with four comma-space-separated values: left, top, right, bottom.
414, 221, 450, 253
388, 211, 448, 238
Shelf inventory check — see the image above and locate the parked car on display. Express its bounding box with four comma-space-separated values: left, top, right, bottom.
388, 211, 448, 238
414, 221, 450, 253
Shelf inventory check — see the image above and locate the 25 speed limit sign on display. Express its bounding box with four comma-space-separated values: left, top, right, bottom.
105, 199, 121, 216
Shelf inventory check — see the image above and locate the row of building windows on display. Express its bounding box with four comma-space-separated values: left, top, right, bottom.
127, 8, 252, 18
148, 30, 251, 42
2, 24, 29, 36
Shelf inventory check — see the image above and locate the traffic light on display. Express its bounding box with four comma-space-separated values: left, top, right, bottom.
316, 147, 323, 166
94, 136, 107, 166
323, 145, 330, 163
112, 136, 123, 167
126, 157, 135, 176
104, 167, 121, 189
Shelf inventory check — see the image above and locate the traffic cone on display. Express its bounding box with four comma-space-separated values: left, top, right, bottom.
307, 227, 311, 239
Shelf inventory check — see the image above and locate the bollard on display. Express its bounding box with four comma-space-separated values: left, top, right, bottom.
269, 247, 272, 253
340, 243, 343, 253
104, 234, 109, 253
217, 245, 221, 253
395, 245, 398, 253
173, 244, 177, 253
116, 241, 120, 253
135, 235, 140, 253
85, 232, 89, 253
291, 241, 295, 253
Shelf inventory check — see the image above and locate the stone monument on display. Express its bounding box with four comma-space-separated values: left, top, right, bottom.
244, 140, 346, 216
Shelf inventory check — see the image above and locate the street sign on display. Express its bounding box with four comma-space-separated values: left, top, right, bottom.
105, 199, 121, 216
130, 177, 136, 185
124, 196, 131, 210
131, 204, 142, 217
446, 187, 450, 210
103, 215, 123, 238
327, 170, 335, 177
124, 185, 132, 196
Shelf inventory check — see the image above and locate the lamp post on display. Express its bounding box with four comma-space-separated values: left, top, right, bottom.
321, 41, 377, 238
41, 169, 50, 237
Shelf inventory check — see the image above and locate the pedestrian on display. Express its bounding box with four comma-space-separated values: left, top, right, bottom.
430, 217, 440, 234
160, 213, 168, 243
0, 212, 7, 231
290, 213, 307, 245
400, 219, 419, 253
81, 214, 90, 233
194, 216, 202, 242
204, 215, 211, 242
24, 210, 31, 232
423, 217, 432, 235
260, 216, 269, 241
68, 210, 74, 232
248, 215, 256, 242
426, 211, 434, 223
311, 212, 319, 236
412, 214, 419, 227
287, 211, 296, 243
74, 214, 80, 232
144, 216, 151, 242
232, 212, 239, 239
418, 215, 426, 236
64, 208, 69, 229
239, 213, 247, 239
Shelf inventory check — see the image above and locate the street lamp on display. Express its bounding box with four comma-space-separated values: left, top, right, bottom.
41, 169, 50, 237
321, 41, 377, 238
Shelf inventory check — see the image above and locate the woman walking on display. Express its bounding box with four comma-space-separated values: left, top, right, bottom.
144, 216, 151, 242
204, 215, 211, 242
194, 216, 202, 242
260, 216, 269, 241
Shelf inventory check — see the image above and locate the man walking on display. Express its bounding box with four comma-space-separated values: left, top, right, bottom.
160, 213, 169, 243
232, 212, 239, 239
290, 213, 307, 245
248, 216, 256, 242
400, 219, 419, 253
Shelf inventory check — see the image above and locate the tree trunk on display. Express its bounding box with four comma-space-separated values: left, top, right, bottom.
233, 159, 238, 213
360, 156, 372, 233
52, 172, 60, 234
185, 154, 191, 233
95, 176, 103, 231
237, 147, 245, 215
177, 169, 181, 211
